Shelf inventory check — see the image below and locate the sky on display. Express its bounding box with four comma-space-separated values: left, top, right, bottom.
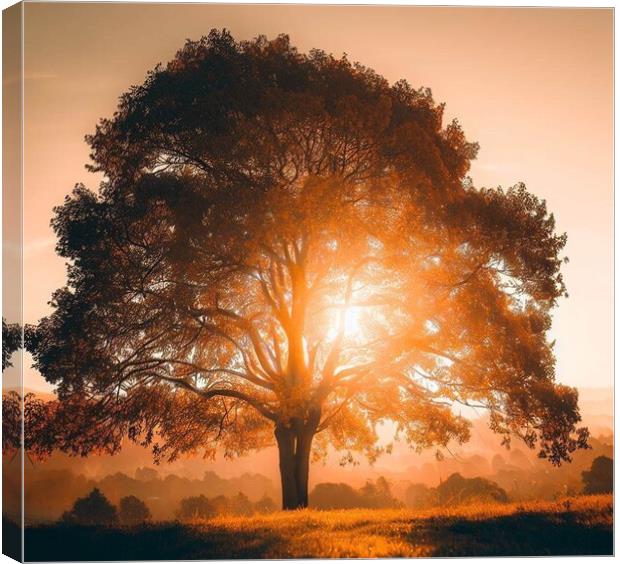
19, 4, 613, 392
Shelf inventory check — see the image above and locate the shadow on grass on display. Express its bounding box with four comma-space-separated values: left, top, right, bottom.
413, 510, 613, 557
25, 522, 283, 561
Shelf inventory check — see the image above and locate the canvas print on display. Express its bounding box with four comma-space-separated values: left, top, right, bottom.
2, 3, 613, 560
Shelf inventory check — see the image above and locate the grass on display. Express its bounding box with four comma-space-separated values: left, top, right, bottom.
22, 494, 612, 560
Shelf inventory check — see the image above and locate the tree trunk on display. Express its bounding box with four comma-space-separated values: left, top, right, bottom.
275, 425, 299, 510
274, 416, 318, 510
294, 429, 313, 508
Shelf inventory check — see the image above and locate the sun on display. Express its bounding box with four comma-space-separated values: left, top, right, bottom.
326, 307, 365, 342
343, 307, 363, 339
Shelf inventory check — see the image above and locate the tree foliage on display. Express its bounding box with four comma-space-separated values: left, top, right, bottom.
404, 473, 508, 509
119, 495, 151, 525
2, 318, 21, 371
62, 488, 118, 526
177, 495, 215, 520
31, 30, 588, 509
582, 456, 613, 495
310, 477, 400, 509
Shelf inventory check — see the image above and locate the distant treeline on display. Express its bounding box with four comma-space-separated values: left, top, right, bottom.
21, 467, 277, 522
310, 473, 508, 510
57, 453, 613, 525
311, 477, 402, 509
60, 488, 278, 525
13, 435, 613, 523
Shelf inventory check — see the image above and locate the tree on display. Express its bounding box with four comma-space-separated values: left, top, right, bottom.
582, 456, 613, 495
310, 482, 361, 510
358, 476, 400, 508
119, 495, 151, 525
404, 483, 434, 509
435, 473, 508, 506
31, 30, 588, 510
310, 477, 399, 509
230, 492, 254, 516
210, 494, 233, 515
177, 495, 215, 520
62, 488, 118, 525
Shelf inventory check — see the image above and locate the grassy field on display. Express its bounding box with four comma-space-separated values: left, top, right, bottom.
22, 494, 612, 560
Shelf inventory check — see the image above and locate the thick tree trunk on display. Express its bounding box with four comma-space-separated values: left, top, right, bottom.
274, 415, 318, 510
275, 425, 299, 510
294, 429, 313, 508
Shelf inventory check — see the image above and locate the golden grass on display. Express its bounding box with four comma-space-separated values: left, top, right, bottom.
185, 494, 613, 558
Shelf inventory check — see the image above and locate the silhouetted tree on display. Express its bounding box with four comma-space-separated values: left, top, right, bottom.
582, 456, 613, 494
210, 495, 232, 515
311, 477, 399, 509
177, 495, 215, 520
62, 488, 118, 525
359, 476, 401, 508
310, 482, 361, 510
436, 473, 508, 506
31, 30, 588, 510
119, 495, 151, 525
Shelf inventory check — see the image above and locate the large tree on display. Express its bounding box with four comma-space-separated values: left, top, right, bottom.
31, 31, 588, 509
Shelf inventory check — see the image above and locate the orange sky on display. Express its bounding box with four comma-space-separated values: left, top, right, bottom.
19, 4, 612, 392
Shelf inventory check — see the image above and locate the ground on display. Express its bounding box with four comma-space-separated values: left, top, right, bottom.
18, 494, 613, 560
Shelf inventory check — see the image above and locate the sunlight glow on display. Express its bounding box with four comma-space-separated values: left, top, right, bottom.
326, 307, 365, 342
344, 307, 363, 339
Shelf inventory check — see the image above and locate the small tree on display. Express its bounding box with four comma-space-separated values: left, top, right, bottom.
404, 483, 434, 509
230, 492, 254, 516
119, 495, 151, 525
436, 473, 508, 506
62, 488, 118, 526
210, 495, 232, 516
310, 482, 361, 510
359, 476, 400, 508
582, 456, 613, 494
177, 495, 215, 520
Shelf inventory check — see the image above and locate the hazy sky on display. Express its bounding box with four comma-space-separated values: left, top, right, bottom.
21, 4, 612, 391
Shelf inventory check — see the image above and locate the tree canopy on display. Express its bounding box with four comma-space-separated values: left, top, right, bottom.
62, 488, 118, 526
582, 456, 613, 495
30, 30, 588, 509
118, 495, 152, 525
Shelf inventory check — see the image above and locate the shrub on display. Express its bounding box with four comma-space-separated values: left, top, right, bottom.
582, 456, 613, 494
62, 488, 117, 525
119, 495, 151, 525
177, 495, 215, 520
